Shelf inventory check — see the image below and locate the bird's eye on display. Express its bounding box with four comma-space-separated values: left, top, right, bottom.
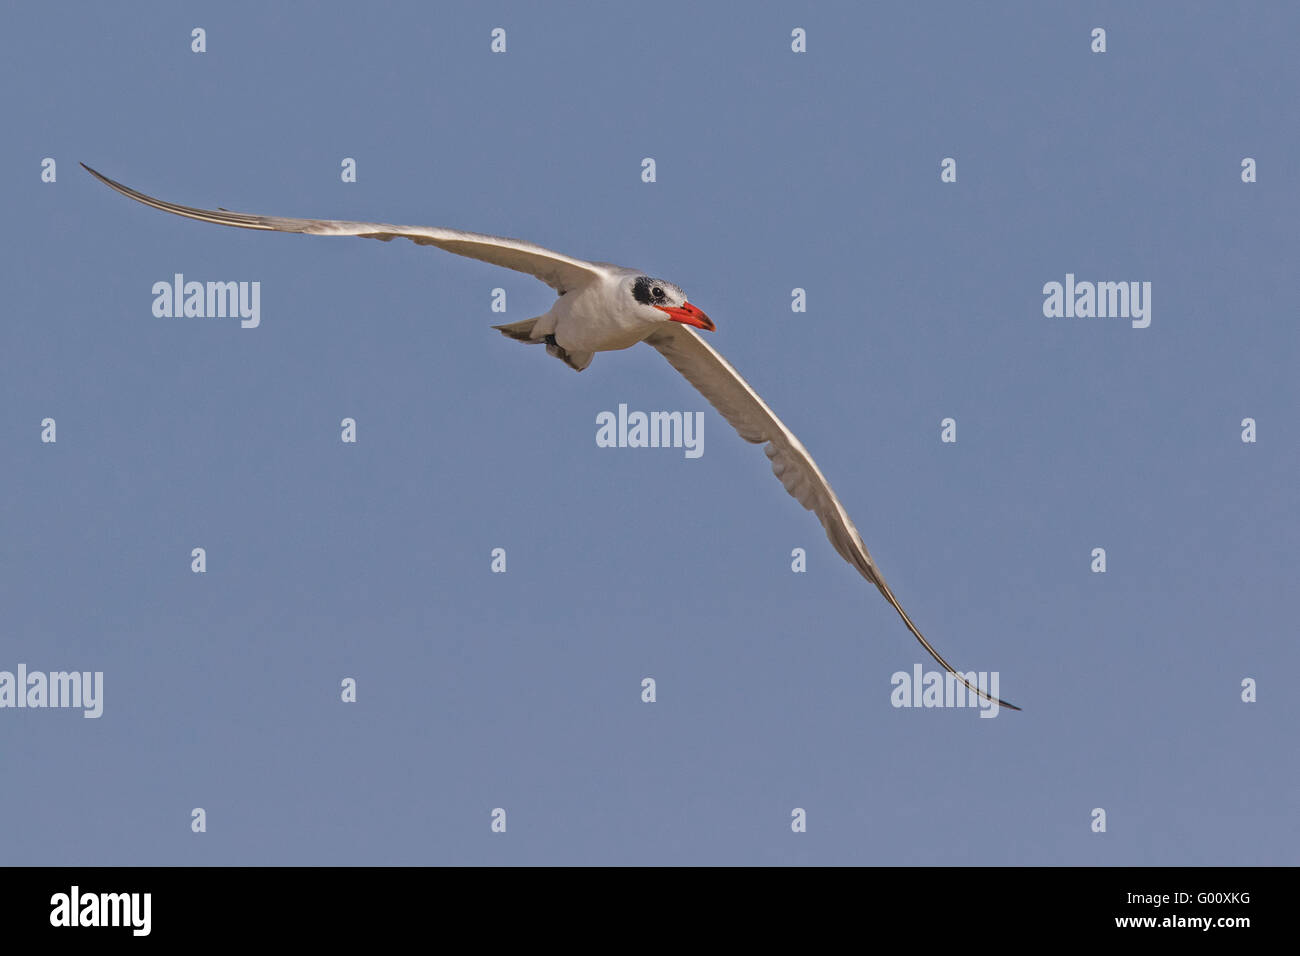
652, 287, 664, 299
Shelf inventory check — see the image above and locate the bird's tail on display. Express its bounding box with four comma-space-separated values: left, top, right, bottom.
493, 317, 593, 371
492, 317, 545, 342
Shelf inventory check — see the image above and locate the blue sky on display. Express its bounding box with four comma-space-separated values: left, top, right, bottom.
2, 1, 1296, 865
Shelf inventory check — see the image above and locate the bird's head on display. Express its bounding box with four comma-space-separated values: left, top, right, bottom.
629, 275, 715, 332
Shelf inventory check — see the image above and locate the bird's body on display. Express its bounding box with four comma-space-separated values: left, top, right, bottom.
545, 267, 645, 350
501, 266, 674, 369
82, 163, 1019, 711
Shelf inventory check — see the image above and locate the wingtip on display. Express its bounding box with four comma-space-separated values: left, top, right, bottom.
873, 578, 1023, 713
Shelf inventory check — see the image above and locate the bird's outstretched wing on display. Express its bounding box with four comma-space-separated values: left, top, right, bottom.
81, 164, 609, 294
646, 324, 1019, 711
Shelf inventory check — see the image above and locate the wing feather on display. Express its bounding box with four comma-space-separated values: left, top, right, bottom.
646, 324, 1019, 711
81, 164, 608, 294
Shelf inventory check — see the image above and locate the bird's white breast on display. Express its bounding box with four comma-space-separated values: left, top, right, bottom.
552, 278, 657, 353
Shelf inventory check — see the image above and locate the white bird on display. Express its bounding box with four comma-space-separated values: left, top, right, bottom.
83, 163, 1019, 711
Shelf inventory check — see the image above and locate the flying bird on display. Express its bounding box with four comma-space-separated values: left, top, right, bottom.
82, 163, 1019, 711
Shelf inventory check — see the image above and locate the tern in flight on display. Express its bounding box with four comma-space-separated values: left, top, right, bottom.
83, 163, 1019, 711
